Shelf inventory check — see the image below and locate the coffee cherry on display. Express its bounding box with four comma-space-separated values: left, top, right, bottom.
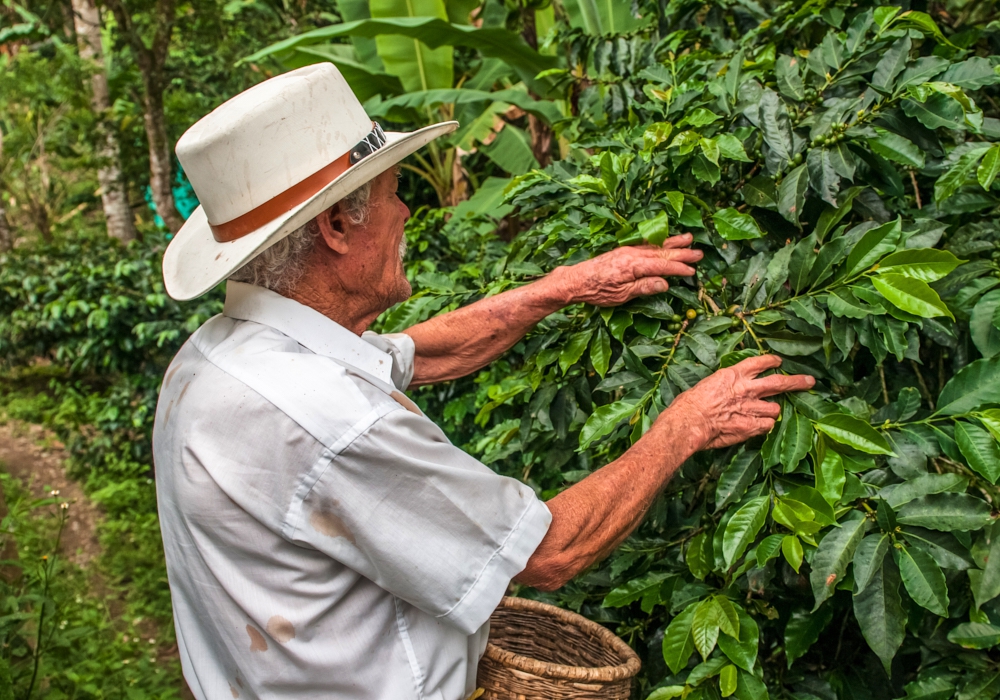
670, 314, 682, 323
686, 308, 699, 320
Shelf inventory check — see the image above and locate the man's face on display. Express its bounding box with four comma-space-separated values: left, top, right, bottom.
335, 168, 412, 312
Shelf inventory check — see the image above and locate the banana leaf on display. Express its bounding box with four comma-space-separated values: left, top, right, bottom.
370, 0, 453, 92
240, 17, 560, 94
367, 87, 563, 124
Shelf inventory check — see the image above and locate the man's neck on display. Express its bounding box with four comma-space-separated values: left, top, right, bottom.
286, 273, 381, 337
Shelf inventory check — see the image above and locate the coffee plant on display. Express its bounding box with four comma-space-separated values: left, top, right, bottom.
389, 1, 1000, 698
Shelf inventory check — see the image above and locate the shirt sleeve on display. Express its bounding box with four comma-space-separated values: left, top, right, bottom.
361, 331, 415, 390
290, 407, 551, 635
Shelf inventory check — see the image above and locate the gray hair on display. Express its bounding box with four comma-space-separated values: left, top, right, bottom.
228, 181, 373, 294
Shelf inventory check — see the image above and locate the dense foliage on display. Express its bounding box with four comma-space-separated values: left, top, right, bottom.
384, 2, 1000, 698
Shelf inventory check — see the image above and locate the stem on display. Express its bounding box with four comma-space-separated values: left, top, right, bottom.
878, 364, 890, 405
910, 359, 935, 410
23, 504, 67, 700
909, 170, 923, 210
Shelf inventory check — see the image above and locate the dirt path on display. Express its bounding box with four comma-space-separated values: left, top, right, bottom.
0, 418, 194, 698
0, 420, 102, 567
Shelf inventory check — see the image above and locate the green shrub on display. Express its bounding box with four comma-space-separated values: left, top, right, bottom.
389, 2, 1000, 697
0, 473, 182, 698
0, 234, 221, 376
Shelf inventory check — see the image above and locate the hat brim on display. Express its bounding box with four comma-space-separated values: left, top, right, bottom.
162, 120, 458, 301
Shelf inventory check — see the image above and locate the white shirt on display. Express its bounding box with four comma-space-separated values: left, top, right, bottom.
153, 281, 551, 700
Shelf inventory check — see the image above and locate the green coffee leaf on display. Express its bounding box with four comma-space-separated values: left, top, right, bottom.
807, 148, 840, 207
778, 164, 808, 226
970, 290, 1000, 359
662, 602, 697, 674
978, 409, 1000, 442
940, 56, 1000, 90
872, 274, 954, 320
717, 608, 759, 672
868, 129, 925, 168
713, 208, 764, 241
872, 36, 910, 90
720, 664, 738, 697
784, 605, 835, 669
956, 421, 1000, 484
810, 511, 867, 609
603, 571, 672, 609
879, 473, 969, 509
723, 496, 769, 568
590, 326, 611, 378
780, 410, 813, 471
559, 329, 593, 374
637, 212, 671, 246
756, 534, 785, 567
782, 535, 804, 573
895, 544, 950, 616
716, 448, 761, 510
692, 597, 722, 659
935, 146, 991, 202
973, 528, 1000, 608
815, 439, 846, 503
579, 400, 638, 449
687, 530, 712, 580
936, 357, 1000, 415
947, 622, 1000, 650
814, 413, 893, 455
716, 134, 751, 162
854, 533, 890, 594
978, 145, 1000, 190
844, 218, 902, 277
875, 248, 963, 282
759, 89, 793, 161
776, 55, 805, 100
854, 557, 907, 674
902, 529, 971, 573
897, 493, 994, 532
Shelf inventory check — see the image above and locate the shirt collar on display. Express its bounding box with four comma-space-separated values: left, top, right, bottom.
222, 281, 395, 386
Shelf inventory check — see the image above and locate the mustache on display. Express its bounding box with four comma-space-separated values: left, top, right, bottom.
398, 235, 407, 260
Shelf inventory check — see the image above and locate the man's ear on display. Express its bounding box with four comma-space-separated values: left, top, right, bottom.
316, 204, 349, 254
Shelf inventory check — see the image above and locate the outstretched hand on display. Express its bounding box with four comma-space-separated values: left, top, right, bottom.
554, 234, 703, 307
667, 355, 816, 451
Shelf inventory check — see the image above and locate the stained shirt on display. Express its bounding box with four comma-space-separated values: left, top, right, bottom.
152, 281, 552, 700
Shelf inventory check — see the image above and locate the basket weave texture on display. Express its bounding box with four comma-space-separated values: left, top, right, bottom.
476, 596, 641, 700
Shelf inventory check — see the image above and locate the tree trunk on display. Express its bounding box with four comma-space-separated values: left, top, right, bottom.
140, 76, 184, 234
0, 202, 13, 252
103, 0, 183, 234
72, 0, 138, 242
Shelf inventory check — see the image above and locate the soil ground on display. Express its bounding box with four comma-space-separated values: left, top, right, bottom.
0, 418, 194, 698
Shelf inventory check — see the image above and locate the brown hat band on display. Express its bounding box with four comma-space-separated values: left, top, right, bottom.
209, 151, 352, 242
209, 122, 386, 243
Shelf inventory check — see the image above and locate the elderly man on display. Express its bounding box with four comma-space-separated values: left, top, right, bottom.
154, 65, 813, 700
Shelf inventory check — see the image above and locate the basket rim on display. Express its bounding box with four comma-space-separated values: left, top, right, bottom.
483, 596, 641, 683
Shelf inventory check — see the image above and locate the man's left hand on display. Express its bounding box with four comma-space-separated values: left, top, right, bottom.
550, 233, 703, 307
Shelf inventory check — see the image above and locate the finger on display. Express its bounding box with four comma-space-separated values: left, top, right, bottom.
751, 373, 816, 398
751, 418, 777, 436
661, 233, 694, 249
749, 400, 781, 419
629, 277, 670, 297
632, 256, 701, 279
732, 354, 783, 378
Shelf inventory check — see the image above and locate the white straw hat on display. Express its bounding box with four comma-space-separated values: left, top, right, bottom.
162, 63, 457, 301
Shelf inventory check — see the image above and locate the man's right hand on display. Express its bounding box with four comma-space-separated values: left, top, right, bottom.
668, 354, 815, 451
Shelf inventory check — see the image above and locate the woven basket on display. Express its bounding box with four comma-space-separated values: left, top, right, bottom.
476, 596, 641, 700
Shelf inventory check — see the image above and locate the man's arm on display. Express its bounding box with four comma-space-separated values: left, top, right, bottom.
403, 235, 703, 386
514, 355, 815, 591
